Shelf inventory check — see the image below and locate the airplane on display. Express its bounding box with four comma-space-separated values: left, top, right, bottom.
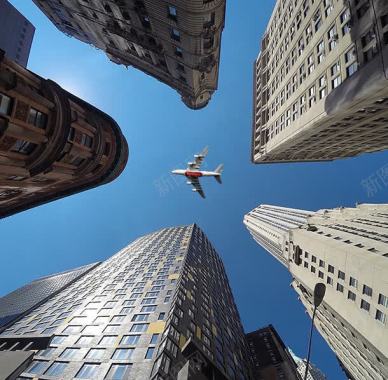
171, 147, 223, 199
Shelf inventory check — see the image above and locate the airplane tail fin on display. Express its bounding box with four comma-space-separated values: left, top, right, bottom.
214, 164, 223, 184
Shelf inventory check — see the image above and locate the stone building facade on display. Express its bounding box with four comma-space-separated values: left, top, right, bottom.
32, 0, 226, 110
0, 51, 128, 218
0, 225, 252, 380
252, 0, 388, 163
244, 203, 388, 380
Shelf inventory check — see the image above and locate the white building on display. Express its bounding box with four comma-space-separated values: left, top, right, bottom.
244, 204, 388, 380
251, 0, 388, 163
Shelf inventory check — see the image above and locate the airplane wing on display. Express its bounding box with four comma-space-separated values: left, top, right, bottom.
190, 177, 206, 198
187, 146, 208, 170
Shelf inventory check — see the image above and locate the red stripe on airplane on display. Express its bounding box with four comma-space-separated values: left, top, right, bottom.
185, 171, 202, 177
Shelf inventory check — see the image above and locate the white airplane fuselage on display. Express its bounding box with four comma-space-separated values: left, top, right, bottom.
172, 170, 219, 178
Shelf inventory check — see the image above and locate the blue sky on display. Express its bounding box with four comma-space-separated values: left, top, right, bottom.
2, 1, 388, 378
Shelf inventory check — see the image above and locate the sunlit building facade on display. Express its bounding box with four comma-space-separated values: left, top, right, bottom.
244, 204, 388, 380
32, 0, 226, 110
0, 51, 128, 218
0, 225, 251, 380
252, 0, 388, 163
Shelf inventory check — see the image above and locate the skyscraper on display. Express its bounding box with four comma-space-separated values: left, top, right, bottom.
289, 350, 327, 380
251, 0, 388, 164
246, 325, 302, 380
0, 263, 100, 329
243, 204, 313, 266
32, 0, 226, 110
0, 225, 252, 379
0, 51, 128, 218
0, 0, 35, 68
244, 204, 388, 380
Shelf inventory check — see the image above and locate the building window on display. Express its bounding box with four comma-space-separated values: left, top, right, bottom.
324, 0, 333, 17
309, 86, 315, 107
104, 325, 120, 333
81, 133, 93, 148
145, 347, 155, 359
11, 140, 37, 155
28, 108, 48, 129
376, 310, 387, 324
337, 283, 344, 293
328, 265, 334, 273
345, 47, 356, 63
175, 46, 183, 58
314, 10, 322, 32
26, 360, 48, 375
319, 260, 325, 268
37, 347, 56, 357
121, 335, 140, 345
63, 325, 82, 334
130, 323, 148, 332
141, 298, 156, 305
171, 28, 180, 41
168, 5, 177, 20
112, 348, 134, 360
346, 62, 358, 78
317, 40, 325, 63
360, 299, 370, 312
327, 277, 333, 286
349, 277, 358, 289
132, 314, 149, 322
338, 270, 345, 280
75, 363, 100, 379
150, 334, 159, 344
318, 271, 324, 279
68, 127, 75, 141
0, 93, 13, 115
120, 307, 134, 314
155, 354, 171, 374
311, 266, 316, 273
51, 336, 67, 344
348, 291, 356, 301
44, 362, 68, 376
60, 348, 80, 359
141, 15, 151, 29
141, 305, 156, 312
363, 285, 373, 297
378, 293, 388, 308
77, 336, 94, 345
99, 335, 117, 345
85, 348, 105, 360
111, 315, 125, 323
105, 364, 132, 380
328, 25, 338, 51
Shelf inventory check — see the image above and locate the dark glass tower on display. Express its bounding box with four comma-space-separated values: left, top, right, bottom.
0, 225, 251, 380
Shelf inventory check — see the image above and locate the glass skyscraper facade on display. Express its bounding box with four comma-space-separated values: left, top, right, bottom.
0, 225, 251, 380
0, 263, 100, 329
